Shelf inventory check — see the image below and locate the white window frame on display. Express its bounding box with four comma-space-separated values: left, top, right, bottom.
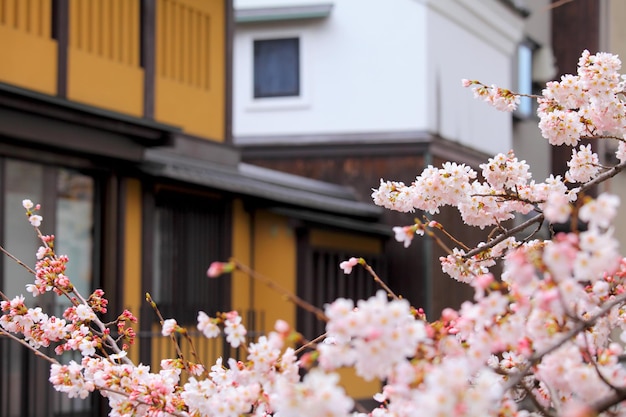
241, 29, 312, 112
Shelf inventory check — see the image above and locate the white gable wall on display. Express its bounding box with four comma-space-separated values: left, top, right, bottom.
234, 0, 524, 156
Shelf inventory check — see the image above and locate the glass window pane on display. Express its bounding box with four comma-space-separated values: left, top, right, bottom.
55, 169, 94, 306
517, 43, 533, 117
254, 38, 300, 98
3, 159, 44, 298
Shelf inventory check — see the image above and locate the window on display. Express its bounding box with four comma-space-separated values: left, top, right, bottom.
1, 159, 96, 417
515, 40, 536, 119
253, 38, 300, 98
152, 192, 230, 325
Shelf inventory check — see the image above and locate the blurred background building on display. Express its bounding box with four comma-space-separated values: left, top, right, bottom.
0, 0, 388, 414
234, 0, 535, 315
2, 0, 625, 415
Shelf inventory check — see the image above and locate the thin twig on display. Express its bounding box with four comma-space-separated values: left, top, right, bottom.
520, 378, 556, 417
179, 328, 206, 375
0, 245, 36, 275
0, 328, 59, 365
546, 0, 574, 10
146, 293, 187, 365
430, 220, 471, 251
360, 260, 399, 301
231, 259, 328, 323
464, 213, 545, 259
294, 332, 327, 355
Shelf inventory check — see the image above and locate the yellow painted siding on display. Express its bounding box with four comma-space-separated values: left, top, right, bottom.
253, 211, 296, 331
155, 0, 225, 141
0, 0, 57, 94
123, 179, 142, 364
310, 229, 382, 254
67, 0, 143, 115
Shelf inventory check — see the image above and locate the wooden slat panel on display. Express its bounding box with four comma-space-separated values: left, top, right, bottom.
68, 0, 77, 47
156, 0, 212, 89
130, 0, 139, 66
80, 0, 90, 51
9, 0, 16, 29
101, 0, 111, 59
40, 0, 50, 37
157, 0, 166, 77
189, 8, 196, 87
204, 14, 210, 90
168, 0, 176, 78
90, 0, 100, 55
28, 0, 39, 35
120, 0, 128, 64
112, 0, 118, 60
174, 3, 185, 81
196, 10, 204, 88
180, 4, 187, 83
16, 0, 27, 31
183, 4, 190, 83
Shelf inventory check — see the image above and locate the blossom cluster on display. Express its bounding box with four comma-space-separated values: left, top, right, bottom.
539, 51, 625, 146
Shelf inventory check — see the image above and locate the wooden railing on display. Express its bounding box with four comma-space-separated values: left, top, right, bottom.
68, 0, 140, 67
0, 0, 52, 37
157, 0, 211, 90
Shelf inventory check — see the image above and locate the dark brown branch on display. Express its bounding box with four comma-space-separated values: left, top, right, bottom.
464, 159, 626, 260
464, 213, 544, 258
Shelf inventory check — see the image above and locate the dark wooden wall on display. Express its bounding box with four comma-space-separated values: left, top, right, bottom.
551, 0, 601, 177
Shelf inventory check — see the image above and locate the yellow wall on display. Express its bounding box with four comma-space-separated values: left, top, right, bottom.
67, 0, 143, 116
253, 211, 297, 330
155, 0, 225, 141
230, 204, 297, 332
309, 228, 383, 399
230, 206, 382, 398
0, 0, 57, 94
123, 179, 142, 364
310, 229, 382, 254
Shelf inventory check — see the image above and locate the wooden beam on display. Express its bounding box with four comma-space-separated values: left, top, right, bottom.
52, 0, 69, 98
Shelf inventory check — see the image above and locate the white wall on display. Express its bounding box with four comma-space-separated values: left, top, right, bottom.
234, 0, 524, 156
512, 0, 553, 183
425, 0, 524, 155
234, 0, 428, 138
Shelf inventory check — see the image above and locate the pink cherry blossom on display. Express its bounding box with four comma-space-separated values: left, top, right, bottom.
161, 318, 177, 336
339, 257, 359, 274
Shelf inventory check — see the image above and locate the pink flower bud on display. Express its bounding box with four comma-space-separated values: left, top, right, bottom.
207, 261, 234, 278
339, 257, 359, 274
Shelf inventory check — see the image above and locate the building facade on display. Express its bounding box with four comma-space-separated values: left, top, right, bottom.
0, 1, 386, 415
233, 0, 546, 314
